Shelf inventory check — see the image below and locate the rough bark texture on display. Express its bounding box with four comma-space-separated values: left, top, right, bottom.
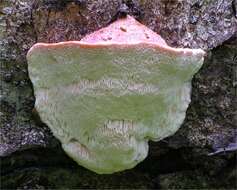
1, 0, 237, 189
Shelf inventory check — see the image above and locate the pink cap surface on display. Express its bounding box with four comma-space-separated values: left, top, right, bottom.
27, 15, 205, 58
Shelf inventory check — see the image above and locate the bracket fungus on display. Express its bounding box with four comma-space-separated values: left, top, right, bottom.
27, 16, 205, 174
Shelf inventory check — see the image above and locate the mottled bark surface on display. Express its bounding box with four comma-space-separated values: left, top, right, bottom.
1, 0, 237, 189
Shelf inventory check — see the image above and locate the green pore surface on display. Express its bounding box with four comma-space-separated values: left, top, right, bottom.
27, 45, 203, 174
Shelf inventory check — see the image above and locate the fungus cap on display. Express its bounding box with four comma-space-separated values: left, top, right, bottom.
27, 15, 205, 174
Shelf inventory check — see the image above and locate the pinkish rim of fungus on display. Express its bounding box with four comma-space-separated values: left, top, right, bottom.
27, 15, 205, 58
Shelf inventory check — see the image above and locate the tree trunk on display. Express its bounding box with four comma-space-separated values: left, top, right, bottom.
1, 0, 236, 189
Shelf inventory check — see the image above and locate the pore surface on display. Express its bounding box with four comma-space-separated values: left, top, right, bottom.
27, 44, 204, 173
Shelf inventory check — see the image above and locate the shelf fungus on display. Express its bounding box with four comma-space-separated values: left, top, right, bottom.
27, 16, 205, 174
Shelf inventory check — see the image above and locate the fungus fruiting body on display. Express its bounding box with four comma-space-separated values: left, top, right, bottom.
27, 16, 205, 174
